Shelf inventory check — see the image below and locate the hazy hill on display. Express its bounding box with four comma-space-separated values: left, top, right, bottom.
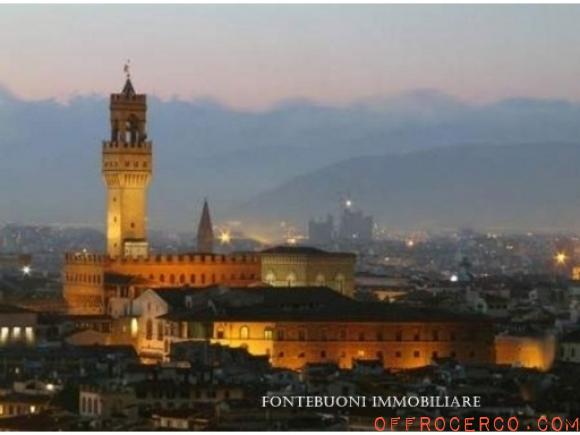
233, 143, 580, 235
3, 84, 580, 231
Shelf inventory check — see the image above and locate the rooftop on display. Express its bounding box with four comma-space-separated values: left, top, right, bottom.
160, 286, 490, 324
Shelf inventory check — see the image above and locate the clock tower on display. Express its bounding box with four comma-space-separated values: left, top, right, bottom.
102, 73, 152, 258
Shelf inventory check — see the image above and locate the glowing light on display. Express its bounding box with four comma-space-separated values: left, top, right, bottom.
219, 230, 231, 245
406, 240, 415, 248
555, 252, 567, 265
25, 327, 34, 344
130, 318, 139, 338
29, 405, 36, 414
287, 237, 297, 245
0, 327, 8, 344
21, 266, 31, 275
46, 384, 55, 392
450, 274, 459, 282
345, 200, 352, 208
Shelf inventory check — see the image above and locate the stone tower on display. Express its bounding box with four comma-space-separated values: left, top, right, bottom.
197, 199, 214, 253
102, 74, 152, 258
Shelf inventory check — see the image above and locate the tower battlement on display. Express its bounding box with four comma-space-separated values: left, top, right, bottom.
64, 252, 260, 266
102, 140, 152, 151
110, 93, 146, 104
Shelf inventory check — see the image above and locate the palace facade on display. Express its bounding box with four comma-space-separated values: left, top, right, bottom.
133, 286, 495, 370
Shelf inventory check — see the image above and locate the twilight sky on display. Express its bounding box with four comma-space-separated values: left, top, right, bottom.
2, 5, 580, 109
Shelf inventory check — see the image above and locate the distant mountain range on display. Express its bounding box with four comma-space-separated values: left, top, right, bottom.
233, 142, 580, 235
2, 84, 580, 232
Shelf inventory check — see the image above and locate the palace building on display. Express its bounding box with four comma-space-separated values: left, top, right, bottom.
61, 76, 497, 371
132, 286, 495, 369
62, 76, 354, 315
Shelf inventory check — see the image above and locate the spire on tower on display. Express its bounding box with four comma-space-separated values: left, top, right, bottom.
122, 60, 136, 97
197, 199, 214, 253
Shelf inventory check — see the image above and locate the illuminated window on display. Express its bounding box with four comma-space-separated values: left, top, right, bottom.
265, 271, 276, 285
12, 327, 21, 340
240, 326, 249, 340
315, 274, 325, 286
264, 328, 273, 340
335, 274, 345, 292
286, 273, 296, 287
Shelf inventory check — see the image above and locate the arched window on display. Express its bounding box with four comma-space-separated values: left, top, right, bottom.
265, 271, 276, 285
240, 326, 249, 340
286, 272, 296, 287
335, 274, 345, 292
315, 273, 325, 286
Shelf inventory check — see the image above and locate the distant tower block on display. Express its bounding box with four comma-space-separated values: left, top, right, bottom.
102, 73, 152, 258
197, 199, 214, 253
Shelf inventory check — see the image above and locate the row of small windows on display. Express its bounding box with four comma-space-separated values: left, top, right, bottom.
265, 272, 346, 291
273, 350, 474, 360
214, 326, 470, 342
154, 272, 256, 285
66, 273, 102, 285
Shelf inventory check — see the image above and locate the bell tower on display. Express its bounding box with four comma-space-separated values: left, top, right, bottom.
102, 67, 152, 258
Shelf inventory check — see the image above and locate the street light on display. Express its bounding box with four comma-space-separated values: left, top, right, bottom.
555, 252, 567, 265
